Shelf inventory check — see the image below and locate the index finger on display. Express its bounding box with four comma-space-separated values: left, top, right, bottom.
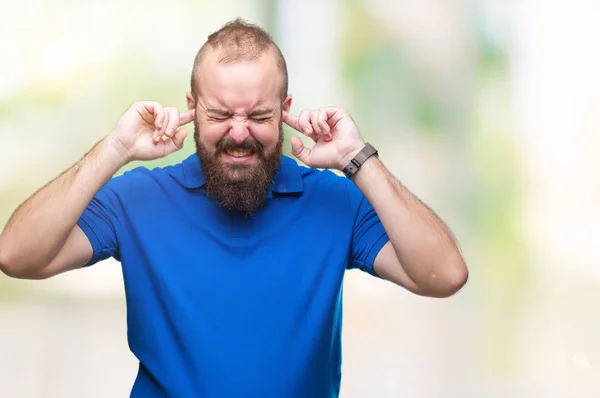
282, 111, 302, 133
178, 109, 196, 126
139, 101, 164, 129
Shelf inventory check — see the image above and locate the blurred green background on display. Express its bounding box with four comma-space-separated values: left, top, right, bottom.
1, 0, 600, 397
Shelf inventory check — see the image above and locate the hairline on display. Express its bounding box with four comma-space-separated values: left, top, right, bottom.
190, 43, 288, 102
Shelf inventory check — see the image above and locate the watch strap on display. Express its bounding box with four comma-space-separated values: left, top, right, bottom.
342, 143, 378, 179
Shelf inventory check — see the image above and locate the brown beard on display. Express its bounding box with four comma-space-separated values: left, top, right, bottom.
194, 120, 284, 215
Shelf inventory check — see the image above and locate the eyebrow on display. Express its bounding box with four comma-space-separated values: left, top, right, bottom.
248, 109, 275, 117
206, 109, 231, 117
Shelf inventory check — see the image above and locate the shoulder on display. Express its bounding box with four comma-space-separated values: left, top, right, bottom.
299, 165, 347, 191
122, 160, 187, 184
290, 157, 365, 208
101, 156, 193, 201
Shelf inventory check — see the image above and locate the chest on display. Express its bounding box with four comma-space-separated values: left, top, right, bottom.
119, 192, 352, 310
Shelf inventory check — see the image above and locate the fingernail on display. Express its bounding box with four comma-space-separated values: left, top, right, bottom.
166, 128, 174, 136
304, 128, 311, 134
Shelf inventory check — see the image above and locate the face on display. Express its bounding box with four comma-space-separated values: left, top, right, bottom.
187, 49, 292, 214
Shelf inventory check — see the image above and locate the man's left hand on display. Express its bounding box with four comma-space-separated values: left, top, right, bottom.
283, 107, 366, 170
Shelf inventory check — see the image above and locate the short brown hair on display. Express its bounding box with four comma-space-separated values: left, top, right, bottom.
190, 18, 288, 101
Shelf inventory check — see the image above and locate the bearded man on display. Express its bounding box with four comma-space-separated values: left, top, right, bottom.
0, 18, 468, 398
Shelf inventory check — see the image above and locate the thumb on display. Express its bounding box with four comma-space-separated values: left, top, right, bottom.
290, 136, 311, 165
163, 128, 188, 155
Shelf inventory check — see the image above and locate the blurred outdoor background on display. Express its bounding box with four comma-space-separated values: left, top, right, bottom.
1, 0, 599, 397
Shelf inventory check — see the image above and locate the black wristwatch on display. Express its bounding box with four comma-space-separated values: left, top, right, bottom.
342, 143, 378, 179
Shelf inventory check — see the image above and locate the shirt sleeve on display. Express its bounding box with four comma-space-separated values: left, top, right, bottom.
76, 174, 130, 266
346, 183, 390, 277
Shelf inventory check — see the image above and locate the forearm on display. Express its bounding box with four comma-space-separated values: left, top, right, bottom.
0, 138, 127, 270
352, 156, 466, 289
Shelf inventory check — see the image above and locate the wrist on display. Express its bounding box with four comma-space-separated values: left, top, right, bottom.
338, 143, 366, 171
339, 142, 378, 179
348, 154, 379, 183
101, 136, 132, 168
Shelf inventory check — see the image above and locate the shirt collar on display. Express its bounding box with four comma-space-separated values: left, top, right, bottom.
179, 154, 304, 196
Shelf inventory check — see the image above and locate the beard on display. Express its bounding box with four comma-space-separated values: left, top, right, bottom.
194, 120, 284, 215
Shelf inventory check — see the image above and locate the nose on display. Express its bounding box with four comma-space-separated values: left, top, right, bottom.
229, 120, 250, 143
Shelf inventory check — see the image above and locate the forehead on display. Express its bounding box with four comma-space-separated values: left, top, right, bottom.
195, 49, 282, 111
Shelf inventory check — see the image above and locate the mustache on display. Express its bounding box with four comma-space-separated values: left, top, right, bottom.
216, 138, 264, 155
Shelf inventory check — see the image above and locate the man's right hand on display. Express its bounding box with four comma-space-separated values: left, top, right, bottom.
107, 101, 195, 163
0, 101, 196, 279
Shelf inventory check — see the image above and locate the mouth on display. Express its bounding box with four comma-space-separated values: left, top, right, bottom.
225, 149, 254, 158
221, 148, 257, 163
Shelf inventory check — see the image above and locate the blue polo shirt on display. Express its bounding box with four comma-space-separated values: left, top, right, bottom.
77, 153, 389, 398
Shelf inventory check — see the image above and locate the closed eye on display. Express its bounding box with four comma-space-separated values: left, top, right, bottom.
205, 108, 231, 121
209, 116, 229, 122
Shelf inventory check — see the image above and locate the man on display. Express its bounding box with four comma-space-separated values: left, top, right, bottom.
0, 18, 467, 398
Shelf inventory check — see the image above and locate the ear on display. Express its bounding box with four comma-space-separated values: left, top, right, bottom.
186, 92, 196, 111
282, 94, 293, 113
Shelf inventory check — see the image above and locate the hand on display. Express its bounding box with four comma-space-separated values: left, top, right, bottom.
283, 107, 365, 170
106, 101, 195, 162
